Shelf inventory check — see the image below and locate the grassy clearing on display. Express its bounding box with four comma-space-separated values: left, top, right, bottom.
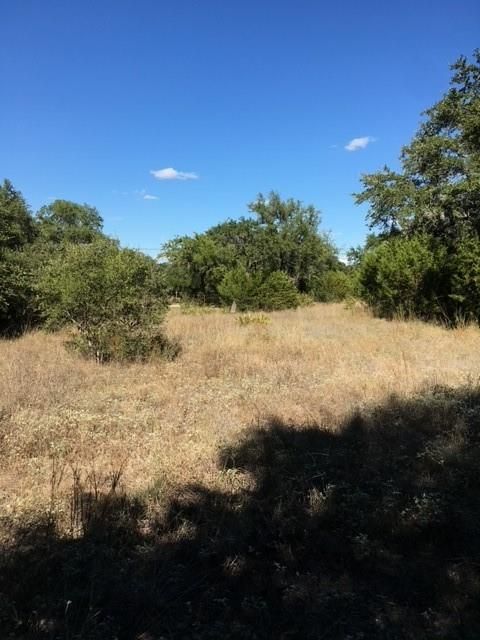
1, 304, 480, 637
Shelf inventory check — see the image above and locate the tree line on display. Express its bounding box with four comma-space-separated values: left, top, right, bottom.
0, 189, 173, 361
161, 192, 350, 310
351, 49, 480, 323
0, 180, 354, 362
1, 49, 479, 360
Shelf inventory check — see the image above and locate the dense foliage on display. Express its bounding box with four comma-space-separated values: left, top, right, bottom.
0, 178, 353, 353
163, 192, 344, 309
0, 180, 38, 335
0, 184, 174, 361
354, 50, 480, 323
36, 199, 104, 245
38, 240, 175, 362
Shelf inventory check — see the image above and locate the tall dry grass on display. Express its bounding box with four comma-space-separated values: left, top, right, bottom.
2, 303, 480, 638
1, 302, 480, 523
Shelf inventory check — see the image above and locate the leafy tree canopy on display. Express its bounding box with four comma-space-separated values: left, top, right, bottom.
38, 239, 170, 362
355, 50, 480, 239
0, 179, 36, 250
36, 199, 104, 245
163, 192, 341, 305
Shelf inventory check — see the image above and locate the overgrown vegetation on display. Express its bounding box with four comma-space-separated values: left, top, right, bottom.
0, 178, 356, 349
0, 182, 174, 361
162, 192, 346, 309
353, 50, 480, 323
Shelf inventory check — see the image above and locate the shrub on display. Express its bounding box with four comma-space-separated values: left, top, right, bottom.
296, 292, 315, 307
237, 313, 271, 326
0, 250, 38, 336
38, 240, 175, 362
445, 235, 480, 322
219, 268, 299, 312
258, 272, 299, 311
312, 270, 354, 302
358, 235, 443, 319
217, 266, 264, 311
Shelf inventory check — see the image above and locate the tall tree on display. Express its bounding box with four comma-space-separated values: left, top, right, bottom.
0, 179, 36, 249
162, 192, 340, 304
355, 50, 480, 239
0, 180, 38, 335
36, 199, 103, 245
248, 192, 339, 291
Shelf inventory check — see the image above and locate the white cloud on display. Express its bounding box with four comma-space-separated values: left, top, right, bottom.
345, 136, 376, 152
143, 194, 158, 200
150, 167, 199, 181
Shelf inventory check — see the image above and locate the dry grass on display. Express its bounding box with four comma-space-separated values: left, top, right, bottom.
1, 302, 480, 524
2, 304, 480, 638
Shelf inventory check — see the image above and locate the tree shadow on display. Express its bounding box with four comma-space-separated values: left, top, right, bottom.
1, 385, 480, 638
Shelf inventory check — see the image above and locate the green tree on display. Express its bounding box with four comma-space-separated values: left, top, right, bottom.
39, 240, 173, 362
162, 234, 234, 303
0, 180, 38, 335
248, 192, 339, 291
0, 179, 36, 249
355, 50, 480, 239
36, 199, 103, 245
162, 192, 341, 305
353, 50, 480, 324
445, 235, 480, 321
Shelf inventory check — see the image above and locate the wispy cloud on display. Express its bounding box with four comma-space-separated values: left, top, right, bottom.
150, 167, 199, 181
143, 194, 158, 200
345, 136, 376, 152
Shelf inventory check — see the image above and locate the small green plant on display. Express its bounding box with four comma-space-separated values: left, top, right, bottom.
237, 313, 271, 326
296, 292, 315, 307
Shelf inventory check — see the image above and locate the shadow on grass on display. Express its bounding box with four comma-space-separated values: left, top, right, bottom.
1, 385, 480, 639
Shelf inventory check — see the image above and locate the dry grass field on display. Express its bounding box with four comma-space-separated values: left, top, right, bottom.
1, 303, 480, 638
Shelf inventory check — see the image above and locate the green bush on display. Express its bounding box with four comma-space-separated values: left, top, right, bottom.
217, 266, 264, 311
237, 313, 270, 326
358, 235, 443, 319
218, 267, 299, 311
258, 272, 299, 311
445, 236, 480, 322
312, 270, 354, 302
0, 250, 38, 336
38, 240, 175, 362
296, 292, 315, 307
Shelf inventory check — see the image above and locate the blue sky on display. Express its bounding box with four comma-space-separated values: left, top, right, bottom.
1, 1, 478, 257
